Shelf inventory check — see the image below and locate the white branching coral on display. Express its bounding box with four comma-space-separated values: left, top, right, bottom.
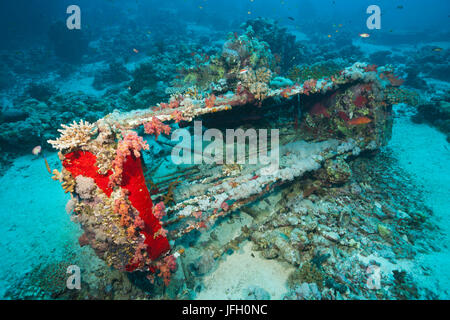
48, 120, 97, 151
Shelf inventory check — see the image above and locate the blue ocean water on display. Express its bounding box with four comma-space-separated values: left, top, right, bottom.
0, 0, 449, 300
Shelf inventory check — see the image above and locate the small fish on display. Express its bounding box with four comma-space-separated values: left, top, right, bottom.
432, 47, 443, 52
32, 145, 42, 155
397, 5, 404, 9
348, 117, 372, 125
327, 34, 332, 38
239, 68, 249, 74
133, 48, 139, 53
44, 157, 52, 174
359, 33, 370, 38
288, 17, 295, 21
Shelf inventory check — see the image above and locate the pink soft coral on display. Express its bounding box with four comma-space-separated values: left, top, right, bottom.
154, 227, 168, 239
152, 201, 166, 220
171, 110, 183, 123
114, 198, 132, 226
192, 211, 202, 219
144, 117, 171, 140
160, 99, 180, 110
133, 215, 145, 229
169, 99, 180, 109
156, 255, 178, 286
131, 242, 148, 267
109, 131, 149, 187
205, 94, 216, 108
303, 79, 317, 95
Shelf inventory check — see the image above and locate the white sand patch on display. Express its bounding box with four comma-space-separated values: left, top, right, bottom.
389, 114, 450, 298
55, 62, 106, 96
0, 153, 82, 298
195, 241, 294, 300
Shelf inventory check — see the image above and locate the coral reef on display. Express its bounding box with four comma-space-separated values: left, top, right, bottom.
287, 61, 343, 84
238, 67, 273, 101
241, 18, 302, 72
174, 29, 275, 92
48, 120, 97, 151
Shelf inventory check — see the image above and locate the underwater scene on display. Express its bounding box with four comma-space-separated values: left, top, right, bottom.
0, 0, 449, 301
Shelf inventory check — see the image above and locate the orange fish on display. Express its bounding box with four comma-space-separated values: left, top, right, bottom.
239, 68, 249, 74
359, 33, 370, 38
348, 117, 372, 125
44, 157, 52, 174
133, 48, 139, 53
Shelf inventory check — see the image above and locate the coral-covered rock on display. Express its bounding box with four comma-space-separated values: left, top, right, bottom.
323, 158, 352, 185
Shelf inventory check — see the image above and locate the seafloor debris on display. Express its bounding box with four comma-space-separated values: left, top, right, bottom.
48, 29, 404, 288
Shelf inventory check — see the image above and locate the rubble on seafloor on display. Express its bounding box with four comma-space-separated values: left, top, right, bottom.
10, 29, 438, 300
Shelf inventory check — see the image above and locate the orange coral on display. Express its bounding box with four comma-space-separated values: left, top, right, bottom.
205, 94, 216, 108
